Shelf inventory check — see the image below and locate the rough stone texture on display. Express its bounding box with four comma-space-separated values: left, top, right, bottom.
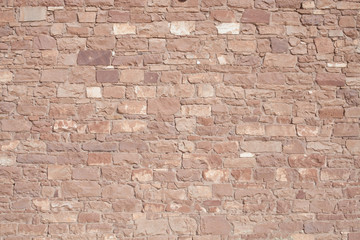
1, 1, 359, 239
19, 7, 47, 22
241, 9, 270, 24
77, 50, 112, 66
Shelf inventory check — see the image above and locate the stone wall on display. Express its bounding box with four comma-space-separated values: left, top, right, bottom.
1, 0, 360, 239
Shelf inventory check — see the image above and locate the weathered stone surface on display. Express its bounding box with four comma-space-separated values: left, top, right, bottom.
77, 50, 112, 66
148, 98, 180, 115
0, 70, 13, 83
242, 141, 282, 153
33, 35, 57, 50
86, 87, 102, 98
118, 100, 147, 114
333, 123, 359, 137
182, 105, 211, 116
0, 153, 16, 166
62, 181, 101, 197
41, 69, 68, 82
102, 184, 134, 199
346, 140, 360, 154
277, 0, 302, 8
15, 69, 40, 82
19, 7, 47, 22
57, 83, 84, 98
96, 70, 119, 83
120, 69, 144, 83
241, 9, 270, 24
266, 125, 297, 136
87, 36, 116, 50
112, 120, 147, 133
236, 123, 265, 135
314, 37, 334, 54
2, 119, 32, 132
169, 217, 197, 234
113, 23, 136, 35
201, 216, 232, 235
264, 53, 297, 67
216, 23, 240, 34
228, 40, 257, 53
134, 219, 169, 236
1, 1, 358, 239
289, 154, 325, 168
48, 165, 71, 180
170, 21, 195, 35
316, 73, 345, 87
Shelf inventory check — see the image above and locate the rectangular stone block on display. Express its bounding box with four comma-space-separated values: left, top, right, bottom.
242, 141, 282, 153
77, 50, 112, 66
19, 7, 47, 22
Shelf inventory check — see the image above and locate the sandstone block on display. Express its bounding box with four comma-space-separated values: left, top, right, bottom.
346, 140, 360, 154
2, 119, 32, 132
241, 9, 270, 24
20, 7, 47, 22
170, 21, 195, 35
118, 100, 147, 115
181, 105, 211, 117
102, 184, 134, 199
86, 87, 102, 98
62, 181, 101, 197
113, 23, 136, 35
265, 125, 297, 136
169, 217, 197, 234
0, 70, 13, 83
314, 37, 334, 54
48, 165, 71, 180
242, 141, 282, 153
333, 123, 359, 137
77, 12, 96, 23
120, 69, 144, 83
316, 73, 345, 87
33, 35, 56, 50
228, 40, 257, 53
264, 53, 297, 68
88, 153, 112, 165
201, 216, 232, 235
216, 23, 240, 34
112, 120, 147, 133
77, 50, 112, 66
103, 86, 125, 98
236, 123, 265, 135
132, 169, 153, 182
148, 97, 180, 115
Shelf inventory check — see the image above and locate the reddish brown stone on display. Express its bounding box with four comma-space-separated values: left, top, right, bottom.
77, 50, 112, 66
276, 0, 302, 8
333, 123, 359, 137
241, 9, 270, 24
304, 222, 333, 233
33, 35, 57, 50
112, 55, 143, 66
96, 70, 119, 83
201, 216, 232, 235
319, 107, 344, 119
271, 38, 288, 53
211, 10, 236, 22
78, 213, 100, 223
316, 73, 345, 87
289, 154, 326, 168
144, 72, 159, 83
314, 37, 334, 54
301, 15, 324, 26
148, 98, 180, 115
